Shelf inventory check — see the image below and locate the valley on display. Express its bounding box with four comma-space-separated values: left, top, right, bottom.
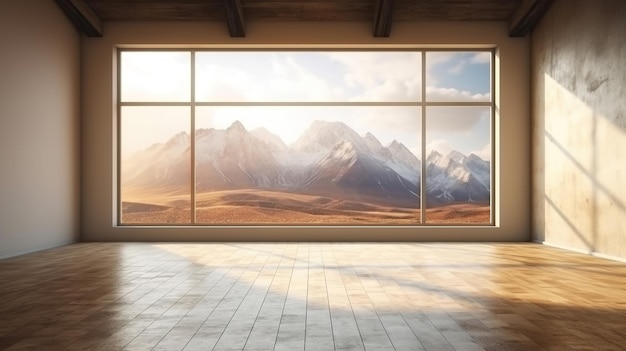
122, 188, 419, 225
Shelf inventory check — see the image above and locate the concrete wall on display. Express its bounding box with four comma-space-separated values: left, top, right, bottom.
531, 0, 626, 258
82, 21, 530, 241
0, 0, 81, 258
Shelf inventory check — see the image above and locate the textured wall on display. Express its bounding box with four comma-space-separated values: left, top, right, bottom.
0, 0, 81, 258
531, 0, 626, 258
81, 21, 530, 241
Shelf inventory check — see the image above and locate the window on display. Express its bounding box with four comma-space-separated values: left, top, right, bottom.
118, 49, 493, 226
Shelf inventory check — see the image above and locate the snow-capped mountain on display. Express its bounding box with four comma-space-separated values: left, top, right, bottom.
122, 131, 191, 192
194, 121, 284, 191
425, 150, 490, 203
251, 127, 288, 153
298, 140, 419, 202
363, 132, 393, 160
386, 140, 421, 185
122, 119, 490, 205
291, 121, 421, 184
462, 153, 490, 190
292, 120, 367, 154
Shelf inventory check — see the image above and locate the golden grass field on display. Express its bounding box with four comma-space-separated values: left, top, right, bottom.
121, 188, 490, 225
425, 202, 491, 224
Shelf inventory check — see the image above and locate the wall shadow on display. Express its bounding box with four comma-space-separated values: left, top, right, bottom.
532, 0, 626, 257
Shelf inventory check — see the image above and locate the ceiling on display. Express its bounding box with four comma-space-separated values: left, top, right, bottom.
55, 0, 553, 38
84, 0, 518, 22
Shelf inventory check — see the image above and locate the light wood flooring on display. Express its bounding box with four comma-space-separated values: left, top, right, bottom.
1, 243, 625, 350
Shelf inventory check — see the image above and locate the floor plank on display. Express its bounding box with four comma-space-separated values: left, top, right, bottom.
0, 243, 625, 350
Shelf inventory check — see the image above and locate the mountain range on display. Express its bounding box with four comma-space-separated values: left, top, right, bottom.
122, 120, 490, 206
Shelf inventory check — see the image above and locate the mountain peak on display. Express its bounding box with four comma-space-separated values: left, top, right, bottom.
448, 150, 466, 163
308, 120, 353, 133
293, 119, 364, 154
309, 120, 325, 128
363, 132, 384, 149
227, 120, 247, 132
164, 131, 189, 147
467, 153, 487, 163
427, 149, 442, 159
389, 140, 413, 154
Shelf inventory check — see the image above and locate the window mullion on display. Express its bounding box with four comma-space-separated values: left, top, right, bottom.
423, 102, 493, 107
119, 102, 191, 106
491, 50, 496, 225
421, 51, 427, 224
191, 50, 197, 224
117, 49, 122, 225
192, 101, 423, 107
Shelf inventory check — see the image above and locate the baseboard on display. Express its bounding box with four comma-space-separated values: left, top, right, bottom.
533, 239, 626, 263
0, 240, 76, 260
591, 251, 626, 264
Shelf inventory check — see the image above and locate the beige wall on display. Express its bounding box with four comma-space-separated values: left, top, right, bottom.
0, 0, 81, 258
532, 0, 626, 258
82, 21, 530, 241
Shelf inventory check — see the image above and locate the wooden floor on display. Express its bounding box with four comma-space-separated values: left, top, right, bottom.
1, 243, 625, 351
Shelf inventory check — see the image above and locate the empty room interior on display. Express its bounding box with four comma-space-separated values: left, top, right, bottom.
1, 0, 625, 350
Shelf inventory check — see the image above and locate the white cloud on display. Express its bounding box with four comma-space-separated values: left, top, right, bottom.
121, 106, 190, 158
361, 107, 421, 135
426, 106, 490, 133
354, 78, 420, 102
264, 56, 336, 101
121, 52, 190, 101
195, 55, 338, 102
329, 52, 422, 101
427, 139, 454, 156
425, 52, 458, 68
447, 60, 466, 75
425, 107, 491, 159
470, 52, 491, 64
426, 86, 490, 102
425, 51, 491, 88
470, 143, 492, 161
195, 64, 253, 101
195, 52, 422, 103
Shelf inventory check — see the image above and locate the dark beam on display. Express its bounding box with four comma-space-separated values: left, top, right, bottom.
373, 0, 394, 37
223, 0, 246, 37
509, 0, 553, 37
55, 0, 102, 37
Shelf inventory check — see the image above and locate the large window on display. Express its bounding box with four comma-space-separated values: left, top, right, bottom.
118, 49, 493, 226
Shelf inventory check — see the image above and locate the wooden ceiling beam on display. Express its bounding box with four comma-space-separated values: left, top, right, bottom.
223, 0, 246, 37
509, 0, 553, 37
55, 0, 102, 37
373, 0, 394, 37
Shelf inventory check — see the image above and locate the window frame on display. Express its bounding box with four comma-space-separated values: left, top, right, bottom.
116, 48, 495, 227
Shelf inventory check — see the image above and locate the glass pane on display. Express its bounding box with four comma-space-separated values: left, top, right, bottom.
194, 106, 421, 224
120, 106, 191, 224
425, 106, 491, 224
195, 51, 421, 102
120, 51, 190, 102
425, 51, 491, 102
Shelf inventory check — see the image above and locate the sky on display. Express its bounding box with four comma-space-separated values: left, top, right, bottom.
120, 50, 491, 160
